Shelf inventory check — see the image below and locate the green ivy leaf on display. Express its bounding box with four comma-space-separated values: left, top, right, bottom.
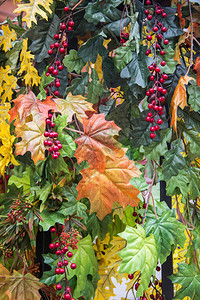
158, 46, 177, 74
144, 209, 186, 264
113, 44, 133, 72
40, 208, 66, 231
118, 225, 158, 297
54, 114, 76, 157
8, 170, 31, 194
157, 7, 183, 38
40, 254, 62, 285
162, 139, 186, 180
66, 73, 89, 96
78, 34, 108, 64
37, 71, 54, 100
188, 82, 200, 112
122, 205, 135, 227
184, 129, 200, 156
169, 263, 200, 300
59, 200, 88, 223
63, 50, 85, 74
86, 68, 104, 103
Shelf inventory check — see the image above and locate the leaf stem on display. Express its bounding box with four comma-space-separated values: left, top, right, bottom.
65, 126, 84, 135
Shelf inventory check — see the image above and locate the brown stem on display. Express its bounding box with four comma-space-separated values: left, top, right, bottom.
71, 0, 84, 11
69, 72, 82, 78
65, 126, 84, 135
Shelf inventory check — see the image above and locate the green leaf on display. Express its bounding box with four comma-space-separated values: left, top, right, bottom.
184, 129, 200, 156
66, 72, 89, 96
59, 200, 88, 223
122, 205, 135, 227
63, 50, 85, 74
162, 139, 186, 180
8, 170, 31, 194
113, 44, 133, 72
86, 68, 104, 103
40, 254, 62, 285
118, 225, 158, 297
28, 14, 60, 63
67, 235, 99, 299
144, 210, 186, 264
40, 208, 66, 231
157, 7, 183, 38
7, 17, 26, 36
37, 71, 54, 100
78, 34, 108, 64
188, 81, 200, 112
48, 155, 70, 175
179, 107, 200, 132
158, 46, 177, 74
54, 114, 76, 157
141, 128, 172, 161
6, 40, 23, 69
169, 263, 200, 300
86, 213, 113, 241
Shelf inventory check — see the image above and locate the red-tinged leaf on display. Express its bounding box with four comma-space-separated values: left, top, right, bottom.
77, 155, 141, 220
170, 75, 194, 131
15, 116, 46, 164
194, 57, 200, 86
74, 113, 125, 172
9, 91, 56, 126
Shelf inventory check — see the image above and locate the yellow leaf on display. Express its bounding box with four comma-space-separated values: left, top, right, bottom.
174, 34, 188, 64
14, 0, 53, 28
0, 66, 17, 103
18, 39, 40, 86
53, 92, 95, 123
170, 75, 195, 131
0, 103, 11, 123
0, 25, 16, 52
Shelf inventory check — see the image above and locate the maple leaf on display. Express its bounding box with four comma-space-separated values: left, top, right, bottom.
74, 113, 125, 172
0, 264, 44, 300
77, 155, 140, 220
0, 25, 16, 52
170, 75, 194, 131
53, 92, 95, 123
9, 91, 56, 126
0, 66, 17, 103
14, 0, 53, 28
0, 103, 11, 123
194, 57, 200, 86
15, 116, 46, 164
18, 39, 40, 86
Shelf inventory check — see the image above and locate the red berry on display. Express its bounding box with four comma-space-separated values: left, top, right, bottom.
57, 261, 63, 268
150, 133, 156, 139
55, 242, 60, 248
63, 41, 68, 48
50, 227, 56, 233
157, 34, 162, 40
48, 49, 53, 55
48, 113, 52, 119
157, 86, 162, 92
54, 34, 59, 40
58, 65, 63, 71
146, 0, 151, 4
54, 42, 60, 48
156, 9, 161, 14
162, 74, 168, 80
59, 268, 65, 274
55, 268, 60, 274
135, 282, 140, 290
148, 103, 153, 109
150, 295, 154, 299
155, 280, 158, 285
158, 106, 163, 111
59, 47, 65, 54
67, 287, 71, 292
143, 203, 147, 208
60, 23, 66, 30
64, 6, 69, 12
53, 69, 58, 76
53, 145, 59, 152
160, 50, 165, 55
49, 242, 55, 250
52, 154, 59, 160
147, 14, 152, 20
67, 26, 73, 31
145, 9, 149, 15
56, 250, 61, 255
133, 211, 137, 217
156, 266, 161, 271
46, 72, 50, 76
160, 78, 165, 84
55, 61, 60, 65
158, 110, 163, 115
153, 105, 159, 111
153, 26, 158, 32
51, 122, 55, 128
161, 27, 167, 32
64, 260, 69, 266
71, 263, 77, 269
44, 140, 48, 146
54, 90, 59, 96
64, 294, 71, 300
56, 284, 62, 290
150, 126, 155, 132
68, 20, 75, 27
161, 89, 167, 95
128, 274, 134, 279
147, 35, 152, 41
58, 143, 63, 149
159, 96, 165, 103
0, 179, 3, 184
156, 43, 160, 50
161, 61, 166, 66
9, 164, 14, 169
155, 125, 160, 131
163, 39, 169, 45
6, 174, 9, 181
50, 44, 55, 49
162, 12, 167, 18
146, 50, 150, 56
53, 132, 58, 138
146, 116, 151, 122
47, 140, 53, 146
149, 88, 154, 94
147, 112, 153, 117
157, 119, 163, 125
148, 65, 154, 71
55, 81, 61, 87
67, 252, 73, 258
149, 75, 155, 81
146, 91, 151, 96
54, 151, 60, 157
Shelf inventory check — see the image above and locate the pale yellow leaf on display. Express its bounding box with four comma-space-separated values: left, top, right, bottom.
0, 25, 16, 52
0, 66, 17, 103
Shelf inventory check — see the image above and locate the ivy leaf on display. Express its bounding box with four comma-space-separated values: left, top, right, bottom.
8, 171, 31, 194
141, 128, 172, 161
169, 263, 200, 300
9, 91, 56, 126
0, 25, 16, 52
53, 92, 94, 123
59, 200, 88, 223
37, 72, 54, 100
157, 7, 183, 38
63, 50, 85, 74
78, 35, 108, 64
54, 114, 76, 157
118, 225, 158, 297
74, 113, 125, 173
15, 116, 46, 164
77, 155, 140, 220
162, 139, 186, 180
86, 213, 113, 241
184, 128, 200, 156
14, 0, 53, 28
113, 44, 133, 72
28, 14, 60, 63
66, 72, 89, 96
144, 210, 186, 264
40, 208, 66, 231
67, 235, 99, 299
86, 68, 104, 103
158, 46, 177, 74
170, 75, 194, 131
188, 82, 200, 112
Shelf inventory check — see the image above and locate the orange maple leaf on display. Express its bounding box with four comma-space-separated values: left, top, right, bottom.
9, 91, 56, 126
77, 155, 141, 220
194, 57, 200, 86
15, 116, 46, 164
74, 113, 125, 173
170, 75, 194, 131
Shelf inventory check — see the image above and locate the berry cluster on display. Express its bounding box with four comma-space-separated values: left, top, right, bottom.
144, 1, 169, 139
49, 225, 77, 300
120, 32, 129, 44
44, 113, 62, 159
7, 199, 32, 223
60, 227, 80, 250
46, 6, 75, 96
132, 203, 147, 224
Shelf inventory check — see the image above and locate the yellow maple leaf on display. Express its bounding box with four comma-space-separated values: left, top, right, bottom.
0, 103, 11, 123
14, 0, 53, 28
18, 39, 40, 86
0, 66, 17, 103
0, 25, 16, 52
0, 121, 19, 176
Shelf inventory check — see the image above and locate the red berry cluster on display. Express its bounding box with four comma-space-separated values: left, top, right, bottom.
44, 113, 62, 159
46, 6, 75, 97
120, 32, 129, 44
60, 227, 80, 250
7, 199, 32, 223
132, 203, 147, 224
144, 1, 169, 139
49, 226, 77, 299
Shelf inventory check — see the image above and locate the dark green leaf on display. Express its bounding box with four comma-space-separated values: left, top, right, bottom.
66, 72, 89, 96
157, 7, 183, 38
188, 81, 200, 112
113, 44, 133, 72
63, 50, 85, 74
158, 46, 177, 74
86, 68, 103, 103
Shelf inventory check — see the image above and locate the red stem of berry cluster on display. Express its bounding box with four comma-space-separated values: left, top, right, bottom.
144, 0, 169, 140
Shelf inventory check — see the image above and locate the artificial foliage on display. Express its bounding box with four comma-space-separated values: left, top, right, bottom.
0, 0, 199, 299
